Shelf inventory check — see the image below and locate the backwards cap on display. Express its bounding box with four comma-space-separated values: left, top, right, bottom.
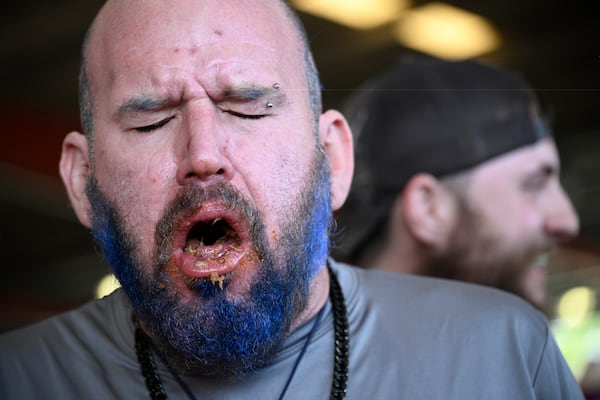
334, 55, 551, 261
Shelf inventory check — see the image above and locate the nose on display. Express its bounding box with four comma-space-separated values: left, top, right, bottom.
176, 104, 233, 185
545, 184, 580, 243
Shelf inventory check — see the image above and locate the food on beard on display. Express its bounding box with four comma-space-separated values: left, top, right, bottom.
210, 271, 225, 290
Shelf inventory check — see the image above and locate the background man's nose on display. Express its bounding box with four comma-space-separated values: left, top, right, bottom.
545, 186, 580, 243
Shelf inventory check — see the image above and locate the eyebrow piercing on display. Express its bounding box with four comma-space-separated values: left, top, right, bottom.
266, 83, 280, 108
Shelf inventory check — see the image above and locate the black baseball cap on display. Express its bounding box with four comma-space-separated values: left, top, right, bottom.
333, 55, 551, 261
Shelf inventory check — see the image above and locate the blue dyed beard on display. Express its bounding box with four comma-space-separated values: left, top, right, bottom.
86, 145, 332, 378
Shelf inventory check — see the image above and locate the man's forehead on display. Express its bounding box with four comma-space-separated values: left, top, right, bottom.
88, 0, 295, 63
86, 0, 302, 100
477, 138, 560, 176
94, 0, 289, 39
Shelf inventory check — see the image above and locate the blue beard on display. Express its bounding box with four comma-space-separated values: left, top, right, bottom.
86, 147, 332, 378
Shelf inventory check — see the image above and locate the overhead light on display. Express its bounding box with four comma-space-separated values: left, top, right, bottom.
291, 0, 409, 30
393, 2, 501, 60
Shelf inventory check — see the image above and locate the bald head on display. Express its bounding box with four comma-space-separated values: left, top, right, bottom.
78, 0, 321, 139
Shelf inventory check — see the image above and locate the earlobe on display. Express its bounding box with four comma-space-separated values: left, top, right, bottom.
400, 173, 456, 248
59, 131, 92, 228
319, 110, 354, 211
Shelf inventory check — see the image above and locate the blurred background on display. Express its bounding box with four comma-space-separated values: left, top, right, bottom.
2, 0, 599, 390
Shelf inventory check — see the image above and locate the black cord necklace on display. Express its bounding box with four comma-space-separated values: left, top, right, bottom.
134, 265, 349, 399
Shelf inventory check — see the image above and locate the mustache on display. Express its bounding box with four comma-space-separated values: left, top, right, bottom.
160, 182, 259, 226
153, 182, 266, 270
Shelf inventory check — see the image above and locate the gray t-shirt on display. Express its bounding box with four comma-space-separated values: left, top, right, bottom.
0, 260, 584, 399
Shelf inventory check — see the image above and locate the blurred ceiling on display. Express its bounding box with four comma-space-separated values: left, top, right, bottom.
1, 0, 600, 332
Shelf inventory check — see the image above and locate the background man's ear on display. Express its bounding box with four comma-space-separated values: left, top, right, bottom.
59, 131, 92, 228
399, 173, 457, 248
319, 109, 354, 211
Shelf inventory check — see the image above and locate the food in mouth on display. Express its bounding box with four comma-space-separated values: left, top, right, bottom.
175, 216, 249, 283
184, 218, 236, 250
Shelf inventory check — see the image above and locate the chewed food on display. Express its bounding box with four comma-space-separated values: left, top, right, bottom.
210, 272, 225, 290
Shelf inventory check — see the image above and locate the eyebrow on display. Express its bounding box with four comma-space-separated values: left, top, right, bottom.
116, 85, 287, 119
116, 96, 176, 119
222, 85, 287, 106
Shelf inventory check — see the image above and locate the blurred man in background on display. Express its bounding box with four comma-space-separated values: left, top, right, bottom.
334, 56, 579, 313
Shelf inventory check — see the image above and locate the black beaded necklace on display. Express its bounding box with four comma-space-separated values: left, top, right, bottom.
134, 266, 349, 399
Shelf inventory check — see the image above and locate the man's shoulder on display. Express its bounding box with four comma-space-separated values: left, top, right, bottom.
332, 260, 547, 333
0, 290, 139, 399
0, 289, 131, 356
329, 261, 582, 399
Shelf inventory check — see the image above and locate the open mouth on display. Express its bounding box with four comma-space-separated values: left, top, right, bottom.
533, 252, 549, 269
174, 214, 250, 285
183, 218, 241, 257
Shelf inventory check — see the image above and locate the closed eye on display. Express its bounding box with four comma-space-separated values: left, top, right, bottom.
224, 109, 268, 120
134, 116, 176, 133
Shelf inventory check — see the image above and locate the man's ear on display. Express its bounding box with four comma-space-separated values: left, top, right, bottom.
398, 173, 457, 248
59, 131, 92, 228
319, 109, 354, 211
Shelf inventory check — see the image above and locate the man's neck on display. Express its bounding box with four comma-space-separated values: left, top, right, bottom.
288, 265, 330, 333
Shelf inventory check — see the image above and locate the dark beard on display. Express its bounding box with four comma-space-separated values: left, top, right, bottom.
85, 145, 332, 378
427, 195, 547, 309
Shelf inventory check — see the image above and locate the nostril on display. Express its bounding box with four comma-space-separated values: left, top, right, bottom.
184, 168, 226, 180
546, 214, 579, 242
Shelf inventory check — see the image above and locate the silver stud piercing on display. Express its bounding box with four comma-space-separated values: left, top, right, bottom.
267, 83, 280, 108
